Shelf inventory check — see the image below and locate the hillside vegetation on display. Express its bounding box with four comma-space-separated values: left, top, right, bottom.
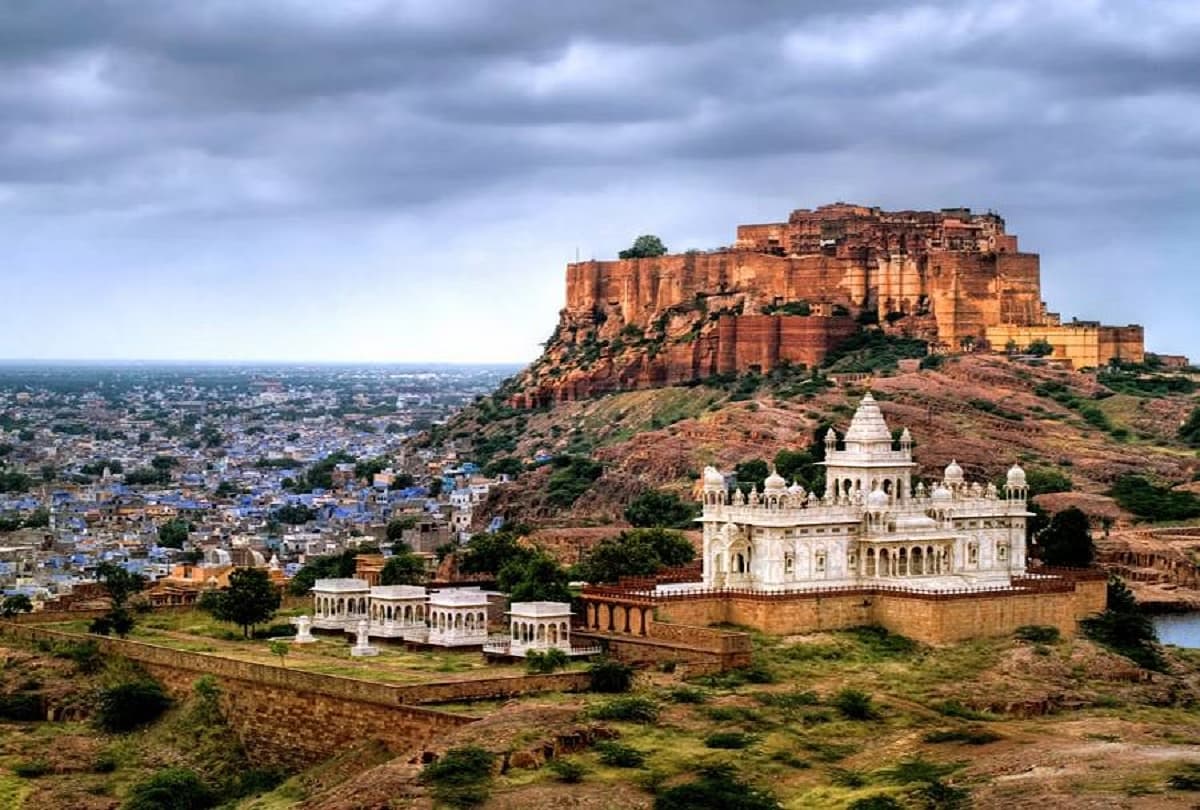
431, 356, 1200, 527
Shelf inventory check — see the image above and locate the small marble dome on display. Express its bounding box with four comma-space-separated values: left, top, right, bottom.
764, 468, 787, 493
702, 466, 725, 487
899, 427, 913, 444
866, 488, 890, 511
943, 459, 964, 485
788, 482, 806, 496
931, 483, 953, 504
1006, 463, 1027, 488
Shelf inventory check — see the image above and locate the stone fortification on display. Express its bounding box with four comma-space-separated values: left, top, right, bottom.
513, 203, 1143, 407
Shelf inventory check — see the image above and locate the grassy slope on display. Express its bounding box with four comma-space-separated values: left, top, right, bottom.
446, 356, 1200, 526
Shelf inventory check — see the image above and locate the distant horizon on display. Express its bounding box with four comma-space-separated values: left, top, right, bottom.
0, 358, 529, 368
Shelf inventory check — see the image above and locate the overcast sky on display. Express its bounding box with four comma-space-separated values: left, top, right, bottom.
2, 0, 1198, 363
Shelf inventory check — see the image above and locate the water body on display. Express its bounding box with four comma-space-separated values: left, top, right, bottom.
1152, 613, 1200, 648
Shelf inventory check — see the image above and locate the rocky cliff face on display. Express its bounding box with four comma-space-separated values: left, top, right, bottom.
511, 204, 1050, 407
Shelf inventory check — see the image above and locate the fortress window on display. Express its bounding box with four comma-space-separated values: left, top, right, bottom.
997, 545, 1009, 561
784, 553, 794, 574
847, 551, 857, 568
968, 543, 978, 565
815, 552, 827, 573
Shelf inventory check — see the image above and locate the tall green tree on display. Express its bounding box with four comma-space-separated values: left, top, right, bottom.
624, 489, 699, 529
1179, 407, 1200, 448
201, 568, 281, 638
618, 234, 668, 259
1038, 507, 1094, 567
91, 562, 146, 638
498, 552, 572, 603
381, 551, 426, 586
575, 529, 695, 584
1, 593, 33, 617
157, 517, 193, 549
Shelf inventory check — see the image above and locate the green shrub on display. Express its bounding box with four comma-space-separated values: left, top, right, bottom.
123, 768, 216, 810
704, 731, 755, 749
591, 696, 659, 723
1168, 763, 1200, 790
55, 639, 104, 674
752, 690, 819, 709
13, 759, 50, 778
1015, 625, 1061, 643
832, 688, 877, 720
846, 625, 918, 657
596, 741, 645, 768
923, 726, 1002, 745
546, 456, 603, 508
92, 753, 119, 773
525, 648, 570, 674
878, 756, 958, 784
548, 758, 586, 783
588, 658, 634, 693
1109, 474, 1200, 521
420, 746, 496, 808
96, 679, 171, 733
829, 767, 869, 787
847, 797, 903, 810
0, 692, 43, 721
666, 686, 707, 704
654, 764, 781, 810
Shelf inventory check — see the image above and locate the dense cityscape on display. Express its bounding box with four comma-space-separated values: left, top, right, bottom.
0, 363, 519, 609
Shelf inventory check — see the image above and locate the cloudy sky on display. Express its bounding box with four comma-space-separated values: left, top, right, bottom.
2, 0, 1198, 363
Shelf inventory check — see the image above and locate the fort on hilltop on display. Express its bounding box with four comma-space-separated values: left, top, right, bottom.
512, 203, 1144, 407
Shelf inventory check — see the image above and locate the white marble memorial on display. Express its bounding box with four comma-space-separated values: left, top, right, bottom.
694, 393, 1031, 594
311, 578, 371, 630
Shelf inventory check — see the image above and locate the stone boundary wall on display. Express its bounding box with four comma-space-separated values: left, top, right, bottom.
652, 578, 1107, 645
0, 623, 593, 768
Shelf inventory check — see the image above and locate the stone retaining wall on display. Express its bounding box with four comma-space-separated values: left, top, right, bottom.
0, 623, 591, 768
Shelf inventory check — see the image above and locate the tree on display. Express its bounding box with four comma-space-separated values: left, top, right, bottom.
624, 489, 700, 529
96, 561, 145, 609
733, 459, 769, 493
460, 531, 527, 575
618, 234, 668, 259
575, 529, 695, 584
381, 551, 426, 586
288, 549, 360, 595
1038, 507, 1094, 567
1081, 578, 1164, 671
498, 552, 572, 603
1180, 407, 1200, 448
269, 639, 290, 668
386, 515, 419, 543
201, 568, 281, 638
21, 508, 49, 529
157, 517, 193, 549
1, 593, 33, 617
1026, 338, 1054, 357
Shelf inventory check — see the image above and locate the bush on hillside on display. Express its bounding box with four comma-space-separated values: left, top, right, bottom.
123, 768, 216, 810
654, 764, 782, 810
420, 746, 496, 808
96, 679, 172, 733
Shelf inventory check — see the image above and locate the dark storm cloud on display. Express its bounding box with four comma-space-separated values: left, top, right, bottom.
5, 2, 1190, 215
1, 0, 1199, 361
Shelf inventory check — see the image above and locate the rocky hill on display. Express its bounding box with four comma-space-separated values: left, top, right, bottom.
436, 354, 1199, 528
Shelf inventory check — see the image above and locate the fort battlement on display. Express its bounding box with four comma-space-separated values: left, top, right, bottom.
513, 204, 1144, 407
